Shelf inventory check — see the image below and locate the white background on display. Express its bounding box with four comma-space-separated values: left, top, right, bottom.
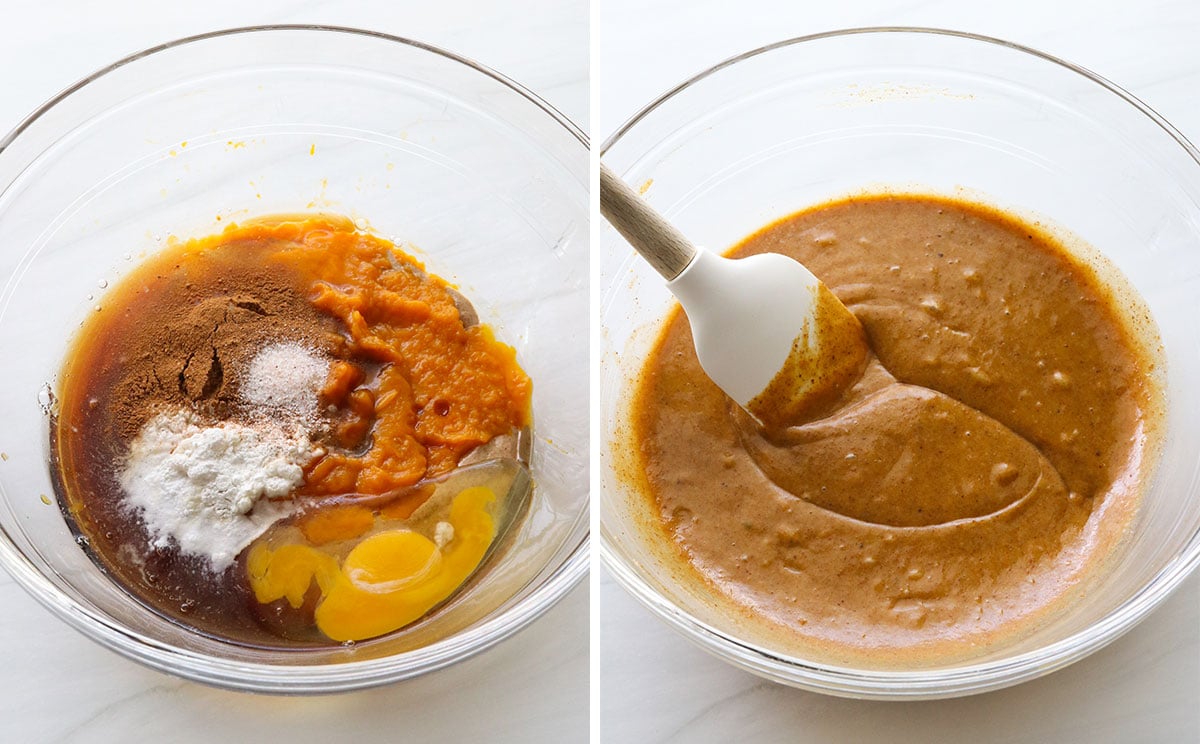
0, 2, 587, 743
598, 1, 1200, 742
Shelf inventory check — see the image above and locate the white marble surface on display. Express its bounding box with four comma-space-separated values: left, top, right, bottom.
0, 2, 587, 742
598, 0, 1200, 741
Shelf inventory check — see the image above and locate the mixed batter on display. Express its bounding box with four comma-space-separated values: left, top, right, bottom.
629, 194, 1163, 665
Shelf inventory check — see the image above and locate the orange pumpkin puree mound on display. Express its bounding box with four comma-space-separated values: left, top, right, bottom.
235, 215, 532, 500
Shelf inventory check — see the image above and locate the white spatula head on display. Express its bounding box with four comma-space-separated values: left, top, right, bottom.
599, 164, 869, 427
669, 247, 869, 428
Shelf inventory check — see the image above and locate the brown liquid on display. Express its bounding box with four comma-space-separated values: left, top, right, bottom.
629, 195, 1163, 665
52, 237, 338, 646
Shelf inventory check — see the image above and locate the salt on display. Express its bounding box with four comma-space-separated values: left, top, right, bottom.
241, 342, 328, 422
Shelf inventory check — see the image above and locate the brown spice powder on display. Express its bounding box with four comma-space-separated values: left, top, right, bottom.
86, 243, 341, 445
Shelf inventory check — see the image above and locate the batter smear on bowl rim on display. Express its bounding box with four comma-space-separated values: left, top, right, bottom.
625, 194, 1164, 666
52, 215, 532, 646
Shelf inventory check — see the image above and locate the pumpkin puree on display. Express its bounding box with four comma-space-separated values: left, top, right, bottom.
250, 216, 532, 504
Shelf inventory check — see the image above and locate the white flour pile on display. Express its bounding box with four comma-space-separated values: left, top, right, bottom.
240, 342, 328, 422
119, 408, 321, 571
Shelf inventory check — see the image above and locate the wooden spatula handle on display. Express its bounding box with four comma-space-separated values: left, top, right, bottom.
600, 163, 697, 280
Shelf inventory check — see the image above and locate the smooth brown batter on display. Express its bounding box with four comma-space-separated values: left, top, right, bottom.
747, 284, 869, 429
630, 194, 1163, 665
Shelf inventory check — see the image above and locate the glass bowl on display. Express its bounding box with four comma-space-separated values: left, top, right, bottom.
0, 26, 588, 694
600, 28, 1200, 700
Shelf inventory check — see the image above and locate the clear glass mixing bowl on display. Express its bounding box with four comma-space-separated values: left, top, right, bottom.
600, 28, 1200, 699
0, 26, 588, 694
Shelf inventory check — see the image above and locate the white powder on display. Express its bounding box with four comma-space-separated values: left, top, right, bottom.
240, 342, 328, 422
119, 408, 320, 571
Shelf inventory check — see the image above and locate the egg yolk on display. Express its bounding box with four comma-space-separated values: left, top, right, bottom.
246, 486, 497, 641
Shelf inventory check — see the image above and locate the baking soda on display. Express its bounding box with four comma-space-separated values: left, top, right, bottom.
119, 408, 321, 570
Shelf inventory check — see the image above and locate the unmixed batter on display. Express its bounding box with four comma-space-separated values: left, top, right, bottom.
52, 215, 532, 647
629, 194, 1163, 665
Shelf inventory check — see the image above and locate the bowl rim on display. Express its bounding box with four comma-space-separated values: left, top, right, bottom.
598, 25, 1200, 700
1, 23, 588, 152
0, 24, 590, 694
